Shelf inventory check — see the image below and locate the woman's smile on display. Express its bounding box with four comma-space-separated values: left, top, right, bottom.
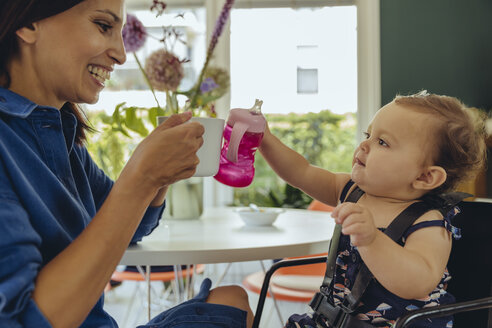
87, 64, 112, 86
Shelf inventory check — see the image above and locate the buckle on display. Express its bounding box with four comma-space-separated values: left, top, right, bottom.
339, 295, 357, 314
309, 292, 325, 312
310, 293, 350, 328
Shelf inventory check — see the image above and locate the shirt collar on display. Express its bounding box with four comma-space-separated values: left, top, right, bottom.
0, 87, 57, 118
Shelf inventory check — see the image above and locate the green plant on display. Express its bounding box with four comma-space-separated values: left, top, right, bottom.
233, 110, 356, 208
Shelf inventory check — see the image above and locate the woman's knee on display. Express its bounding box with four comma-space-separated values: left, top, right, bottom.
206, 285, 250, 310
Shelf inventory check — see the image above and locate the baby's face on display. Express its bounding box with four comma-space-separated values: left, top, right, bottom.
351, 102, 436, 199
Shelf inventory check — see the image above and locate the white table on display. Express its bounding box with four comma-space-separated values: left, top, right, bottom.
118, 207, 334, 320
120, 206, 335, 266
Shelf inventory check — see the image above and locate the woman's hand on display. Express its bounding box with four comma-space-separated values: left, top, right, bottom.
120, 112, 205, 193
331, 202, 378, 247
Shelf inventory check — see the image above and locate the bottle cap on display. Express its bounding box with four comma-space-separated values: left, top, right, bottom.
227, 99, 266, 133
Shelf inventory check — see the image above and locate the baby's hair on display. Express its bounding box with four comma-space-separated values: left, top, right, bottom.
394, 90, 487, 194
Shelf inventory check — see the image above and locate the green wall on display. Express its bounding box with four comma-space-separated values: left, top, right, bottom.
380, 0, 492, 110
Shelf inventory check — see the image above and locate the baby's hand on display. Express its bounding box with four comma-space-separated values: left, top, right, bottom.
331, 203, 378, 247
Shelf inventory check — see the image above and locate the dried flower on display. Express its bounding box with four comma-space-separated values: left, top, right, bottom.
151, 0, 168, 17
144, 49, 184, 92
122, 14, 147, 53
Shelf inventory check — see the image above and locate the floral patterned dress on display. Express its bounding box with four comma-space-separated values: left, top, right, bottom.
285, 207, 461, 328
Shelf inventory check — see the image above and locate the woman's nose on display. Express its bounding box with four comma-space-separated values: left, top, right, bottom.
108, 33, 127, 65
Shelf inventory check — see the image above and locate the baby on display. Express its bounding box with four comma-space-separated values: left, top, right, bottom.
258, 91, 487, 327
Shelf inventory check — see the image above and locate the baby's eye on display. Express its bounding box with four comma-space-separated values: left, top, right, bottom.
362, 132, 370, 139
378, 138, 388, 147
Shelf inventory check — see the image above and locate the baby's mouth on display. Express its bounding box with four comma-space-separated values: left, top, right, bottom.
355, 157, 365, 166
87, 65, 111, 84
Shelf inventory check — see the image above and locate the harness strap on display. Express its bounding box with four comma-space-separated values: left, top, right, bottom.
339, 179, 355, 203
322, 183, 364, 289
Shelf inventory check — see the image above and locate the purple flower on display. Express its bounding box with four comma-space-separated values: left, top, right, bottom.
200, 77, 219, 93
207, 0, 235, 59
190, 0, 234, 108
122, 14, 147, 53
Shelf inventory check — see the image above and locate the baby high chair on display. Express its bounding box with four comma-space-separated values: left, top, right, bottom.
252, 200, 492, 328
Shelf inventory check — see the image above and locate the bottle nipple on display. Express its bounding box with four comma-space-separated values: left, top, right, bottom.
249, 99, 263, 115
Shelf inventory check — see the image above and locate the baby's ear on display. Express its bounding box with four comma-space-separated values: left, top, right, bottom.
412, 166, 447, 191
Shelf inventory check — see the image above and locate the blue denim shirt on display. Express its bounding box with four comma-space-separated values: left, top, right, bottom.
0, 88, 165, 327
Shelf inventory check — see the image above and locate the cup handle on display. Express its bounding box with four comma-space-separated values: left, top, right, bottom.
226, 121, 248, 163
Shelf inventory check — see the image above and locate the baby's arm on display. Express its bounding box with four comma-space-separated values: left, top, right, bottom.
332, 203, 452, 299
259, 125, 350, 206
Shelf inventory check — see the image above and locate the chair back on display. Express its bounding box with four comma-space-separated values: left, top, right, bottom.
307, 200, 334, 212
446, 201, 492, 327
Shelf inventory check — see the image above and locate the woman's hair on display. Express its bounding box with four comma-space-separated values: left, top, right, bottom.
394, 91, 488, 194
0, 0, 94, 144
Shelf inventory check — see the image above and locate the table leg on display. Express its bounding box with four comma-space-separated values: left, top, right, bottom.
184, 264, 189, 300
173, 264, 183, 303
189, 264, 197, 299
145, 265, 151, 321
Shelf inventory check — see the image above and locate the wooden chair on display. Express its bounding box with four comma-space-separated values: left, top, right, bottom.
252, 200, 492, 328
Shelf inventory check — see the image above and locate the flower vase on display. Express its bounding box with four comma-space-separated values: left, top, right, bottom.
163, 177, 203, 220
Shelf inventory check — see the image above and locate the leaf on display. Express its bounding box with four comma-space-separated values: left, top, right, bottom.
268, 190, 282, 207
148, 107, 158, 128
111, 126, 130, 138
124, 107, 148, 137
99, 113, 113, 125
112, 102, 127, 123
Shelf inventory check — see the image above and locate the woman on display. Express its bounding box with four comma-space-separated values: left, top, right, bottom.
0, 1, 253, 327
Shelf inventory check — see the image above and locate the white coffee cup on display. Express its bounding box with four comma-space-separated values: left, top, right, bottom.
157, 116, 225, 177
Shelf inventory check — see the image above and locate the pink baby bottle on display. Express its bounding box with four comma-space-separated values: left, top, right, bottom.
214, 99, 266, 187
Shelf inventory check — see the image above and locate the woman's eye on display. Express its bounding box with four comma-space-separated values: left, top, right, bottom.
363, 132, 370, 139
96, 22, 112, 32
378, 138, 388, 147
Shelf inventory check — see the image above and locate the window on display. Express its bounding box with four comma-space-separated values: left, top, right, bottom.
228, 4, 359, 207
84, 0, 381, 207
230, 6, 357, 115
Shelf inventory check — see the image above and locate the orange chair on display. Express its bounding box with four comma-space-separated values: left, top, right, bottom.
307, 199, 335, 212
242, 253, 327, 302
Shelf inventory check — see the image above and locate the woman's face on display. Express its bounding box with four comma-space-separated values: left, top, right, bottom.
25, 0, 127, 106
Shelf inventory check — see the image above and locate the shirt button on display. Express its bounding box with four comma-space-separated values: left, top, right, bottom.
195, 307, 204, 315
351, 253, 357, 263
